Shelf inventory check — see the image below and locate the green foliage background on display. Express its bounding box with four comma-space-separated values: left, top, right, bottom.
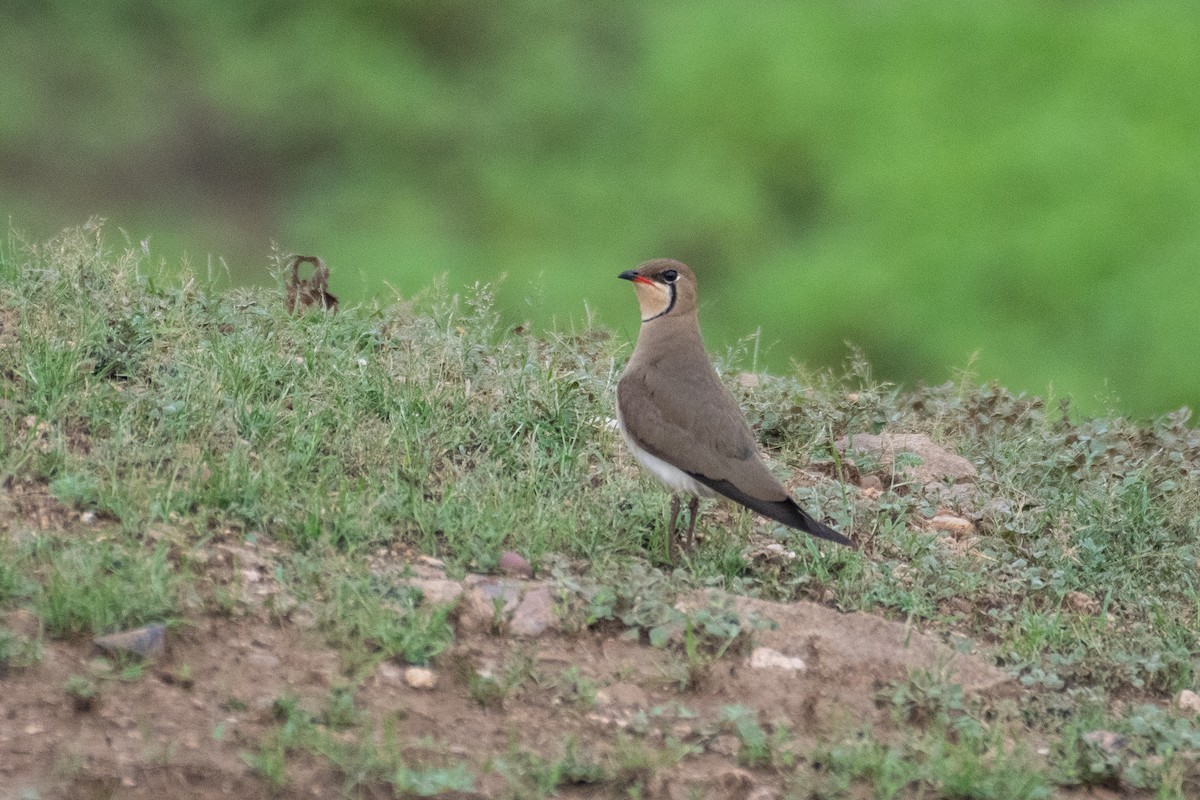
2, 1, 1198, 416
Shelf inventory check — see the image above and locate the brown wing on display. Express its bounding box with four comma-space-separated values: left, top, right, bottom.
618, 347, 853, 547
618, 347, 788, 503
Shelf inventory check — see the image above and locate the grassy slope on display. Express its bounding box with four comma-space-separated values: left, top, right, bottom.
4, 2, 1200, 416
2, 223, 1200, 796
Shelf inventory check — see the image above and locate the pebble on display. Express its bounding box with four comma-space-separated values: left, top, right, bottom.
461, 580, 522, 631
403, 667, 437, 690
510, 587, 557, 637
498, 551, 533, 578
1177, 689, 1200, 714
748, 647, 806, 672
376, 662, 403, 685
409, 578, 464, 606
859, 475, 884, 492
94, 624, 166, 659
928, 515, 975, 538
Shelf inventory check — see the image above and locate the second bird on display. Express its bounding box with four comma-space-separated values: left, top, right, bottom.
616, 258, 852, 554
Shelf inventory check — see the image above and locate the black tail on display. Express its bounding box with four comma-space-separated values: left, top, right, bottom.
691, 475, 853, 547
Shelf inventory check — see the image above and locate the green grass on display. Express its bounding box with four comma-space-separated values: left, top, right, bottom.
2, 224, 1200, 795
244, 691, 476, 795
6, 3, 1200, 415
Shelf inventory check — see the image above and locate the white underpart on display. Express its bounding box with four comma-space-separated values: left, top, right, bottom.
617, 414, 717, 497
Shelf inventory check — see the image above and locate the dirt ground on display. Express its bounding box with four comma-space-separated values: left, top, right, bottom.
0, 486, 1108, 800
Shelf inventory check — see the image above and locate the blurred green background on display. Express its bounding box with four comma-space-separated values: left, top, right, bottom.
3, 1, 1198, 417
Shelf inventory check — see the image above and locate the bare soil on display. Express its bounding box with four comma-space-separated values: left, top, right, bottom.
0, 490, 1064, 800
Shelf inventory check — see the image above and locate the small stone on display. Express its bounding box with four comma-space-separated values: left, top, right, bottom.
859, 475, 883, 492
1177, 689, 1200, 714
410, 578, 464, 606
376, 662, 403, 685
416, 555, 445, 569
846, 392, 860, 404
498, 551, 533, 578
461, 580, 522, 631
24, 724, 44, 735
748, 647, 806, 672
836, 433, 977, 485
121, 776, 137, 788
928, 515, 975, 538
738, 373, 759, 389
510, 587, 557, 637
404, 667, 437, 690
94, 624, 166, 659
80, 511, 98, 525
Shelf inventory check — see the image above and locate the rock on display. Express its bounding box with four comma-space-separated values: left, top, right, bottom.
93, 624, 166, 659
1177, 689, 1200, 714
510, 587, 557, 637
461, 580, 523, 632
80, 510, 98, 525
928, 515, 976, 538
738, 373, 759, 389
859, 475, 883, 492
403, 667, 437, 690
376, 662, 403, 685
748, 647, 806, 672
410, 578, 464, 606
835, 433, 976, 486
498, 551, 533, 578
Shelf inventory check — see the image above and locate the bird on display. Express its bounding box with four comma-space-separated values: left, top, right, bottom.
616, 258, 852, 556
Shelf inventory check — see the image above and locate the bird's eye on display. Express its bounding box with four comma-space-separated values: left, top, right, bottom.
662, 269, 678, 283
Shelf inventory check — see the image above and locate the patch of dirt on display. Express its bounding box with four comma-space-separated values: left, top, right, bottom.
4, 479, 77, 531
2, 521, 1018, 800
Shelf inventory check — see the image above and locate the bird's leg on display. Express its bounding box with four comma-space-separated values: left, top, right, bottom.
667, 495, 682, 561
684, 495, 700, 552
